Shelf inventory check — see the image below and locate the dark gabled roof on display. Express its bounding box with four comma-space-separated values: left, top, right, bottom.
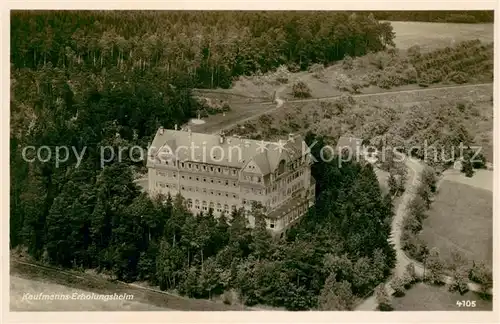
147, 128, 306, 175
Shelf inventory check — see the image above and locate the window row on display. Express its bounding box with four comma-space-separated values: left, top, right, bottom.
181, 186, 240, 199
283, 204, 307, 226
157, 170, 241, 187
162, 160, 239, 176
241, 199, 265, 208
182, 174, 238, 187
187, 199, 237, 213
242, 187, 265, 195
287, 158, 304, 171
242, 174, 263, 183
268, 170, 304, 193
157, 182, 177, 189
286, 170, 304, 184
286, 181, 304, 196
157, 170, 176, 178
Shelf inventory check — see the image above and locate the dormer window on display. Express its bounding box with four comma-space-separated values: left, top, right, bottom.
277, 159, 286, 175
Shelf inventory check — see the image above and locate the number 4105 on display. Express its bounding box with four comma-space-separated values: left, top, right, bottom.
456, 300, 476, 307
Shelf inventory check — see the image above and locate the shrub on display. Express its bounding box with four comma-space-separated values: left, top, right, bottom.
418, 73, 430, 87
407, 196, 427, 222
425, 248, 445, 285
376, 75, 392, 89
375, 284, 393, 311
390, 276, 406, 297
447, 71, 468, 84
350, 82, 362, 94
449, 268, 469, 295
292, 81, 312, 98
308, 63, 325, 73
369, 52, 390, 70
387, 47, 398, 56
405, 263, 417, 283
469, 262, 493, 292
222, 103, 231, 112
407, 45, 421, 59
342, 55, 354, 70
473, 154, 487, 169
258, 114, 274, 126
403, 66, 418, 84
287, 62, 301, 73
421, 166, 437, 193
222, 290, 233, 305
276, 77, 289, 84
461, 158, 474, 177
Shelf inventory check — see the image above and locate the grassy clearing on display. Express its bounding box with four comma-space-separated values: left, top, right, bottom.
420, 180, 493, 269
441, 169, 493, 192
392, 282, 492, 311
389, 22, 494, 51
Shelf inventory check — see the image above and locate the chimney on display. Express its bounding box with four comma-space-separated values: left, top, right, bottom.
159, 126, 164, 135
174, 124, 178, 131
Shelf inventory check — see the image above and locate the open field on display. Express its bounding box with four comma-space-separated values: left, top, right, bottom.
392, 282, 492, 311
10, 260, 248, 311
441, 168, 493, 192
420, 179, 493, 269
390, 21, 494, 51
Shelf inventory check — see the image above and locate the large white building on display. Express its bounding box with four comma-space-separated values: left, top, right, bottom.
146, 126, 315, 233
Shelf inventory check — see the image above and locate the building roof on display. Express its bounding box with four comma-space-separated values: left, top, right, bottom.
147, 128, 305, 175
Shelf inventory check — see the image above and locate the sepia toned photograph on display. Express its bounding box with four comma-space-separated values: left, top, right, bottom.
7, 8, 495, 316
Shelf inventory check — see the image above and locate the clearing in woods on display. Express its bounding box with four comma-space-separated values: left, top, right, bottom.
420, 176, 493, 269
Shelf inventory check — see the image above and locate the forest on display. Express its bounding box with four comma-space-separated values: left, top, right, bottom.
10, 11, 399, 310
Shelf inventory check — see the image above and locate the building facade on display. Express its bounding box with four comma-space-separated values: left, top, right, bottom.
146, 127, 315, 233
